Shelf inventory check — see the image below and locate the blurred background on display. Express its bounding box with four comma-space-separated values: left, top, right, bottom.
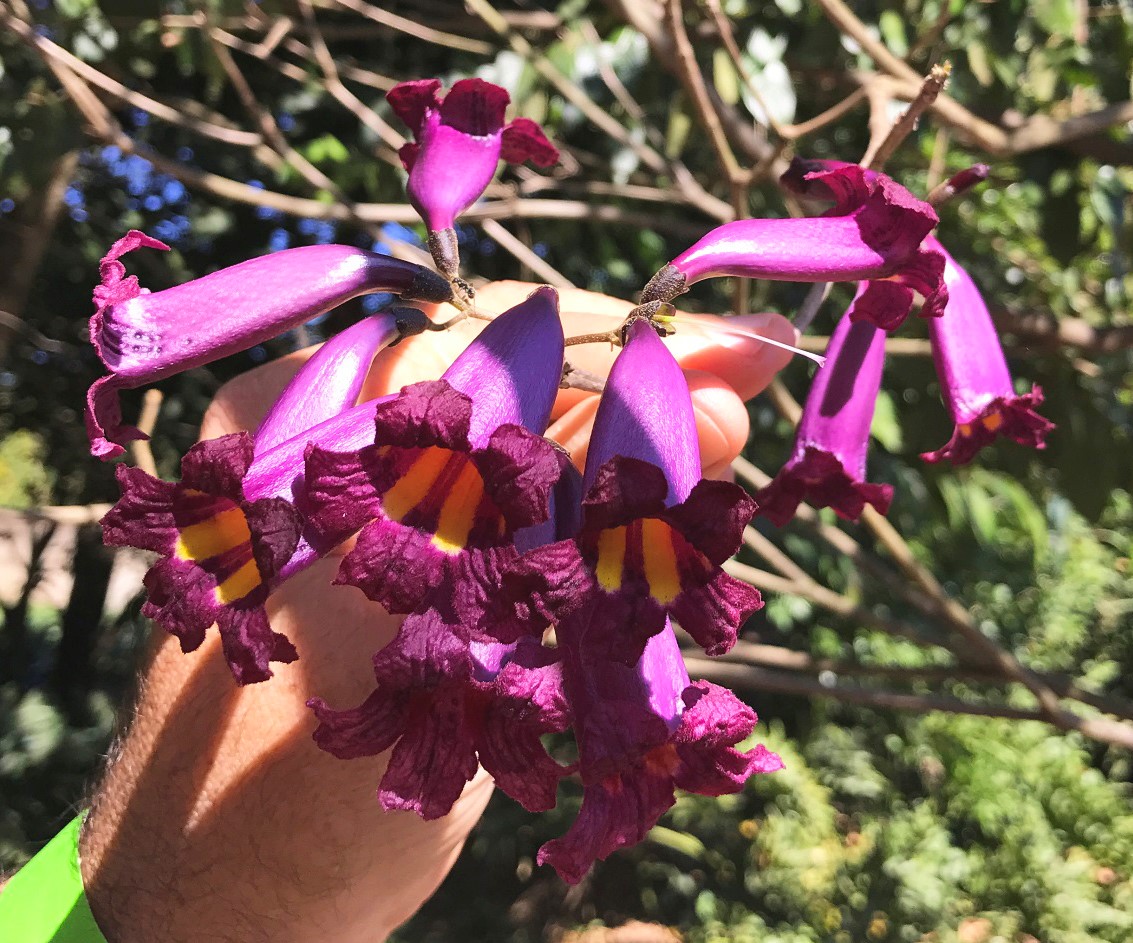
1, 1, 1132, 940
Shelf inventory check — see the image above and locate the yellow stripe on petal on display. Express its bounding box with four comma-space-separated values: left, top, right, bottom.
382, 447, 451, 522
432, 460, 485, 555
982, 412, 1004, 432
215, 558, 262, 604
595, 526, 627, 592
176, 507, 252, 563
641, 518, 681, 604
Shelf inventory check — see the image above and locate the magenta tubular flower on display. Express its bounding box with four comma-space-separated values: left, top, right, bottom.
493, 319, 762, 661
641, 164, 946, 331
309, 609, 570, 819
101, 434, 302, 684
756, 285, 894, 525
921, 237, 1054, 464
87, 232, 453, 459
388, 78, 558, 278
538, 621, 782, 884
300, 287, 567, 626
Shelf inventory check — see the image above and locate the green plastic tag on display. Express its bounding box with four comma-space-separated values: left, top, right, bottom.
0, 815, 109, 942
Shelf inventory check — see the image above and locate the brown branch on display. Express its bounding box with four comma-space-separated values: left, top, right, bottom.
479, 219, 574, 289
686, 658, 1133, 749
128, 390, 162, 478
327, 0, 495, 55
202, 23, 346, 200
664, 0, 746, 185
815, 0, 1133, 158
295, 0, 403, 150
1, 15, 264, 148
465, 0, 733, 221
865, 62, 950, 170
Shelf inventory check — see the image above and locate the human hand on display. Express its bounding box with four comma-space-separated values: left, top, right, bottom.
80, 282, 796, 943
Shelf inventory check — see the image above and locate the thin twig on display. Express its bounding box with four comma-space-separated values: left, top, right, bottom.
865, 62, 951, 171
479, 219, 574, 289
664, 0, 746, 185
129, 389, 162, 478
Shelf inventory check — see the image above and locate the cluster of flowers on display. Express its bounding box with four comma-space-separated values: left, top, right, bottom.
86, 78, 1051, 882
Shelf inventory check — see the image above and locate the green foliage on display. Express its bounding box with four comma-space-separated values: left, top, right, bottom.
0, 431, 53, 508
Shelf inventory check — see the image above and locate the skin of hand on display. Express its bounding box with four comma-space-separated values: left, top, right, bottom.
76, 283, 796, 943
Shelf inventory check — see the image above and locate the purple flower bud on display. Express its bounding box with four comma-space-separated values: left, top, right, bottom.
640, 165, 946, 331
388, 79, 558, 277
757, 285, 893, 525
87, 233, 453, 459
921, 238, 1054, 464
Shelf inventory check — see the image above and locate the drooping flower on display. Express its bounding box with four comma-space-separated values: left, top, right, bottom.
388, 78, 558, 279
101, 433, 302, 684
309, 609, 570, 819
99, 310, 417, 683
300, 287, 568, 627
921, 236, 1054, 464
639, 164, 946, 331
493, 319, 762, 662
756, 284, 894, 525
87, 233, 453, 459
537, 619, 782, 884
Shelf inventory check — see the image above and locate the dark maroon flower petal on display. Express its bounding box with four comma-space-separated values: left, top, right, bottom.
386, 79, 442, 135
100, 465, 179, 553
397, 141, 420, 171
141, 556, 217, 654
473, 424, 567, 530
490, 541, 593, 641
300, 443, 386, 553
922, 388, 1053, 465
243, 497, 304, 580
668, 572, 761, 657
664, 478, 757, 565
849, 278, 917, 332
217, 606, 298, 686
537, 764, 677, 885
335, 516, 447, 613
800, 163, 872, 215
582, 456, 669, 531
379, 687, 481, 820
673, 682, 784, 796
500, 118, 559, 167
309, 687, 407, 760
757, 446, 894, 526
370, 380, 473, 451
479, 644, 571, 812
179, 433, 254, 496
438, 78, 509, 136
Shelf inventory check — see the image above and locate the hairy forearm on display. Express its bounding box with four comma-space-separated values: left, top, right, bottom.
80, 560, 492, 943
